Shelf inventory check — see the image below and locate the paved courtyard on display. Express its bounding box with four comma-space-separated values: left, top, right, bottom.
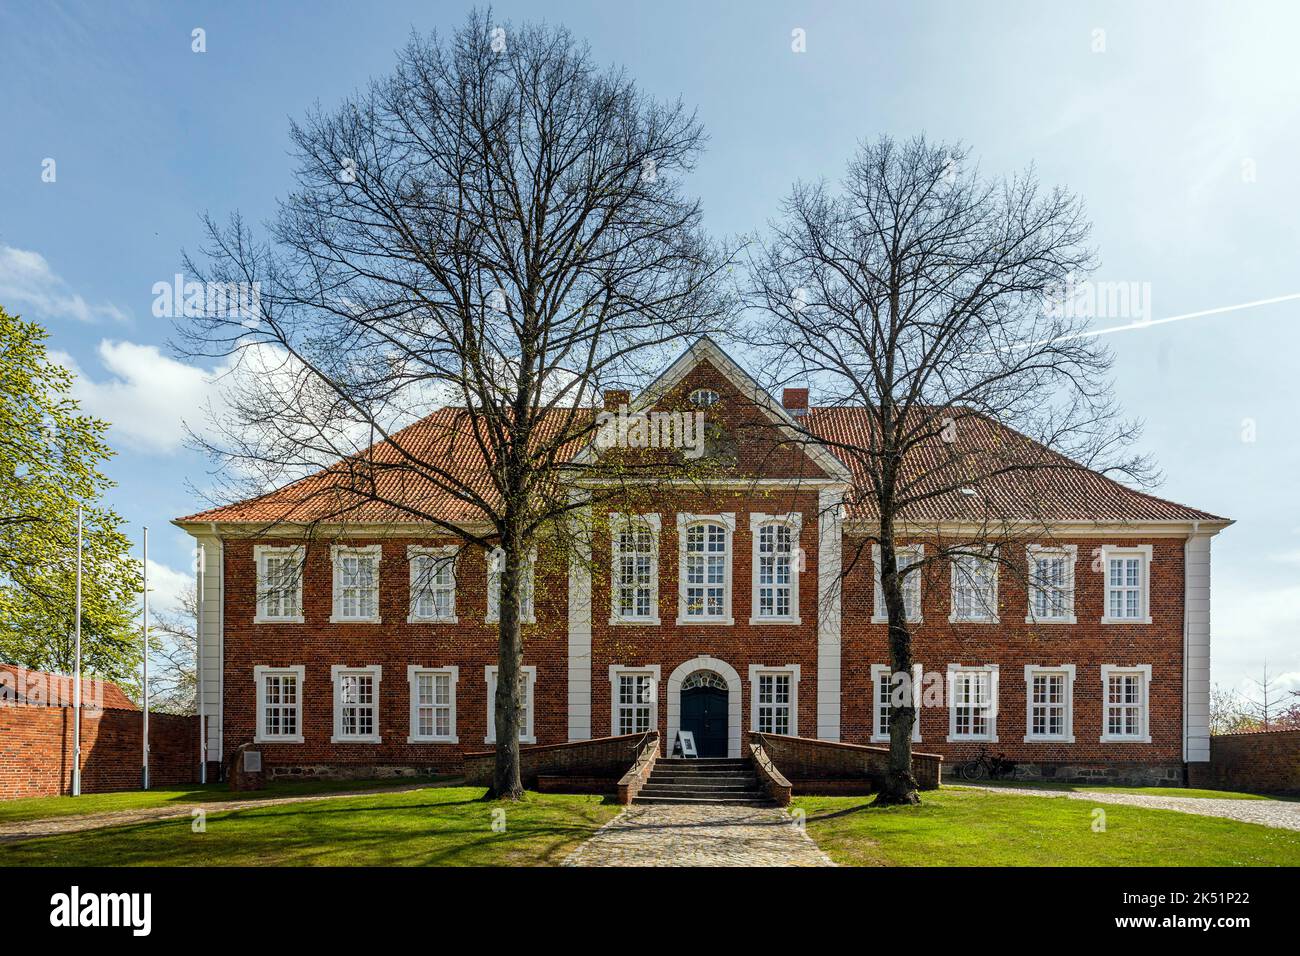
563, 803, 835, 866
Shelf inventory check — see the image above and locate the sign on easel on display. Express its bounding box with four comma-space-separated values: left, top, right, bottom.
675, 730, 698, 758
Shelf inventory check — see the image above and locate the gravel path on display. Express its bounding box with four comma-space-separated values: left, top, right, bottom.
0, 781, 448, 845
961, 785, 1300, 831
563, 803, 835, 867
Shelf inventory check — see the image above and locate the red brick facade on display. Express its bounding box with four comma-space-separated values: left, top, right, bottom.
181, 341, 1226, 786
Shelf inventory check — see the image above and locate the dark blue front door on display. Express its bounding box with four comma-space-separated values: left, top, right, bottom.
680, 686, 728, 757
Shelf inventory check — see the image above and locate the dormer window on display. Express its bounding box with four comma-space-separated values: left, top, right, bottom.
689, 388, 719, 408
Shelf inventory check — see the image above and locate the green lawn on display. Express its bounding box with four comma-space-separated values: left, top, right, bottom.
0, 776, 454, 827
0, 786, 618, 867
794, 789, 1300, 866
967, 781, 1289, 801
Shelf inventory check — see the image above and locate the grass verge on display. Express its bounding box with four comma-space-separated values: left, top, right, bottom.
1, 786, 618, 866
794, 789, 1300, 866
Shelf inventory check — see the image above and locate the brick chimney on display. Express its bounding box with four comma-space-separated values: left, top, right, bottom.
782, 387, 809, 417
603, 389, 630, 411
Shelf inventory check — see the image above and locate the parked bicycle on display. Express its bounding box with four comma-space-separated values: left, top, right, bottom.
958, 745, 1020, 780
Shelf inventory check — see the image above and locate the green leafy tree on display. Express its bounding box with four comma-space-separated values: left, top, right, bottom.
0, 306, 142, 686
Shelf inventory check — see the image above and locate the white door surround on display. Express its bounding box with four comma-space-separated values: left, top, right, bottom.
665, 655, 743, 758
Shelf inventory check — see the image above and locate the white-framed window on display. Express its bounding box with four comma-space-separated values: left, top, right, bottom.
1100, 664, 1152, 743
610, 514, 660, 624
947, 664, 999, 742
872, 543, 923, 623
750, 513, 802, 624
485, 665, 537, 744
1100, 545, 1153, 624
407, 665, 458, 743
330, 664, 382, 743
949, 549, 999, 623
676, 513, 735, 624
254, 665, 305, 743
329, 544, 381, 623
1026, 545, 1077, 624
1023, 665, 1075, 743
689, 388, 720, 408
608, 665, 660, 736
253, 546, 304, 623
870, 664, 923, 743
485, 547, 536, 625
408, 546, 458, 623
749, 664, 799, 736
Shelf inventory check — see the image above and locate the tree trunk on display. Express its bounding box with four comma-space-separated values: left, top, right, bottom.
873, 529, 921, 806
491, 536, 526, 800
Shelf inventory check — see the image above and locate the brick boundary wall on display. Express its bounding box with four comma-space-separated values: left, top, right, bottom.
462, 733, 650, 789
0, 704, 199, 799
1187, 730, 1300, 794
753, 732, 943, 792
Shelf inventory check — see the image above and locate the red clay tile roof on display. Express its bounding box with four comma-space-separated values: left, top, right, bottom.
176, 404, 1226, 527
0, 663, 138, 711
805, 406, 1227, 524
176, 407, 588, 526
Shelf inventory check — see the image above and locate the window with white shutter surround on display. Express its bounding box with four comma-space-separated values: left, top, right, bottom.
254, 546, 304, 622
677, 514, 734, 624
330, 545, 381, 623
407, 666, 457, 743
1100, 665, 1151, 742
872, 544, 923, 622
331, 665, 381, 743
1023, 665, 1075, 742
254, 665, 305, 743
1026, 545, 1076, 624
750, 513, 802, 623
485, 548, 536, 624
1099, 545, 1152, 624
748, 664, 799, 737
610, 515, 660, 624
409, 546, 457, 623
947, 665, 998, 741
950, 552, 998, 623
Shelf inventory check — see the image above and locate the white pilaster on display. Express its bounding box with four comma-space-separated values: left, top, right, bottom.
816, 487, 845, 740
1183, 532, 1212, 762
194, 534, 224, 763
567, 504, 593, 740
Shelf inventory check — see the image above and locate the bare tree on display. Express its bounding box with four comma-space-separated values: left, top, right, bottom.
149, 588, 198, 715
177, 12, 733, 798
747, 136, 1150, 804
1243, 662, 1288, 730
1209, 683, 1253, 736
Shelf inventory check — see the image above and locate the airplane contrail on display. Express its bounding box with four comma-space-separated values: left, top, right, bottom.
1014, 291, 1300, 351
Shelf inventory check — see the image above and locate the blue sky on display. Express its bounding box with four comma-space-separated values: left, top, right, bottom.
2, 1, 1297, 697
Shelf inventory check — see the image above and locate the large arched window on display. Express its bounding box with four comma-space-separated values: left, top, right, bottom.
609, 513, 660, 624
749, 513, 803, 624
676, 513, 734, 624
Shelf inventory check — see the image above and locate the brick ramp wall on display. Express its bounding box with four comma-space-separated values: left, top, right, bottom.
0, 704, 199, 799
1187, 730, 1300, 794
463, 733, 651, 790
754, 732, 943, 792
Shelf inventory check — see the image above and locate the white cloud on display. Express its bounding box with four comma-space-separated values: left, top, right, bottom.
0, 245, 129, 323
145, 559, 193, 616
53, 340, 223, 454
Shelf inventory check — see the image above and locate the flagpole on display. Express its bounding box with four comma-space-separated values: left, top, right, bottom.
72, 504, 83, 797
142, 526, 150, 790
